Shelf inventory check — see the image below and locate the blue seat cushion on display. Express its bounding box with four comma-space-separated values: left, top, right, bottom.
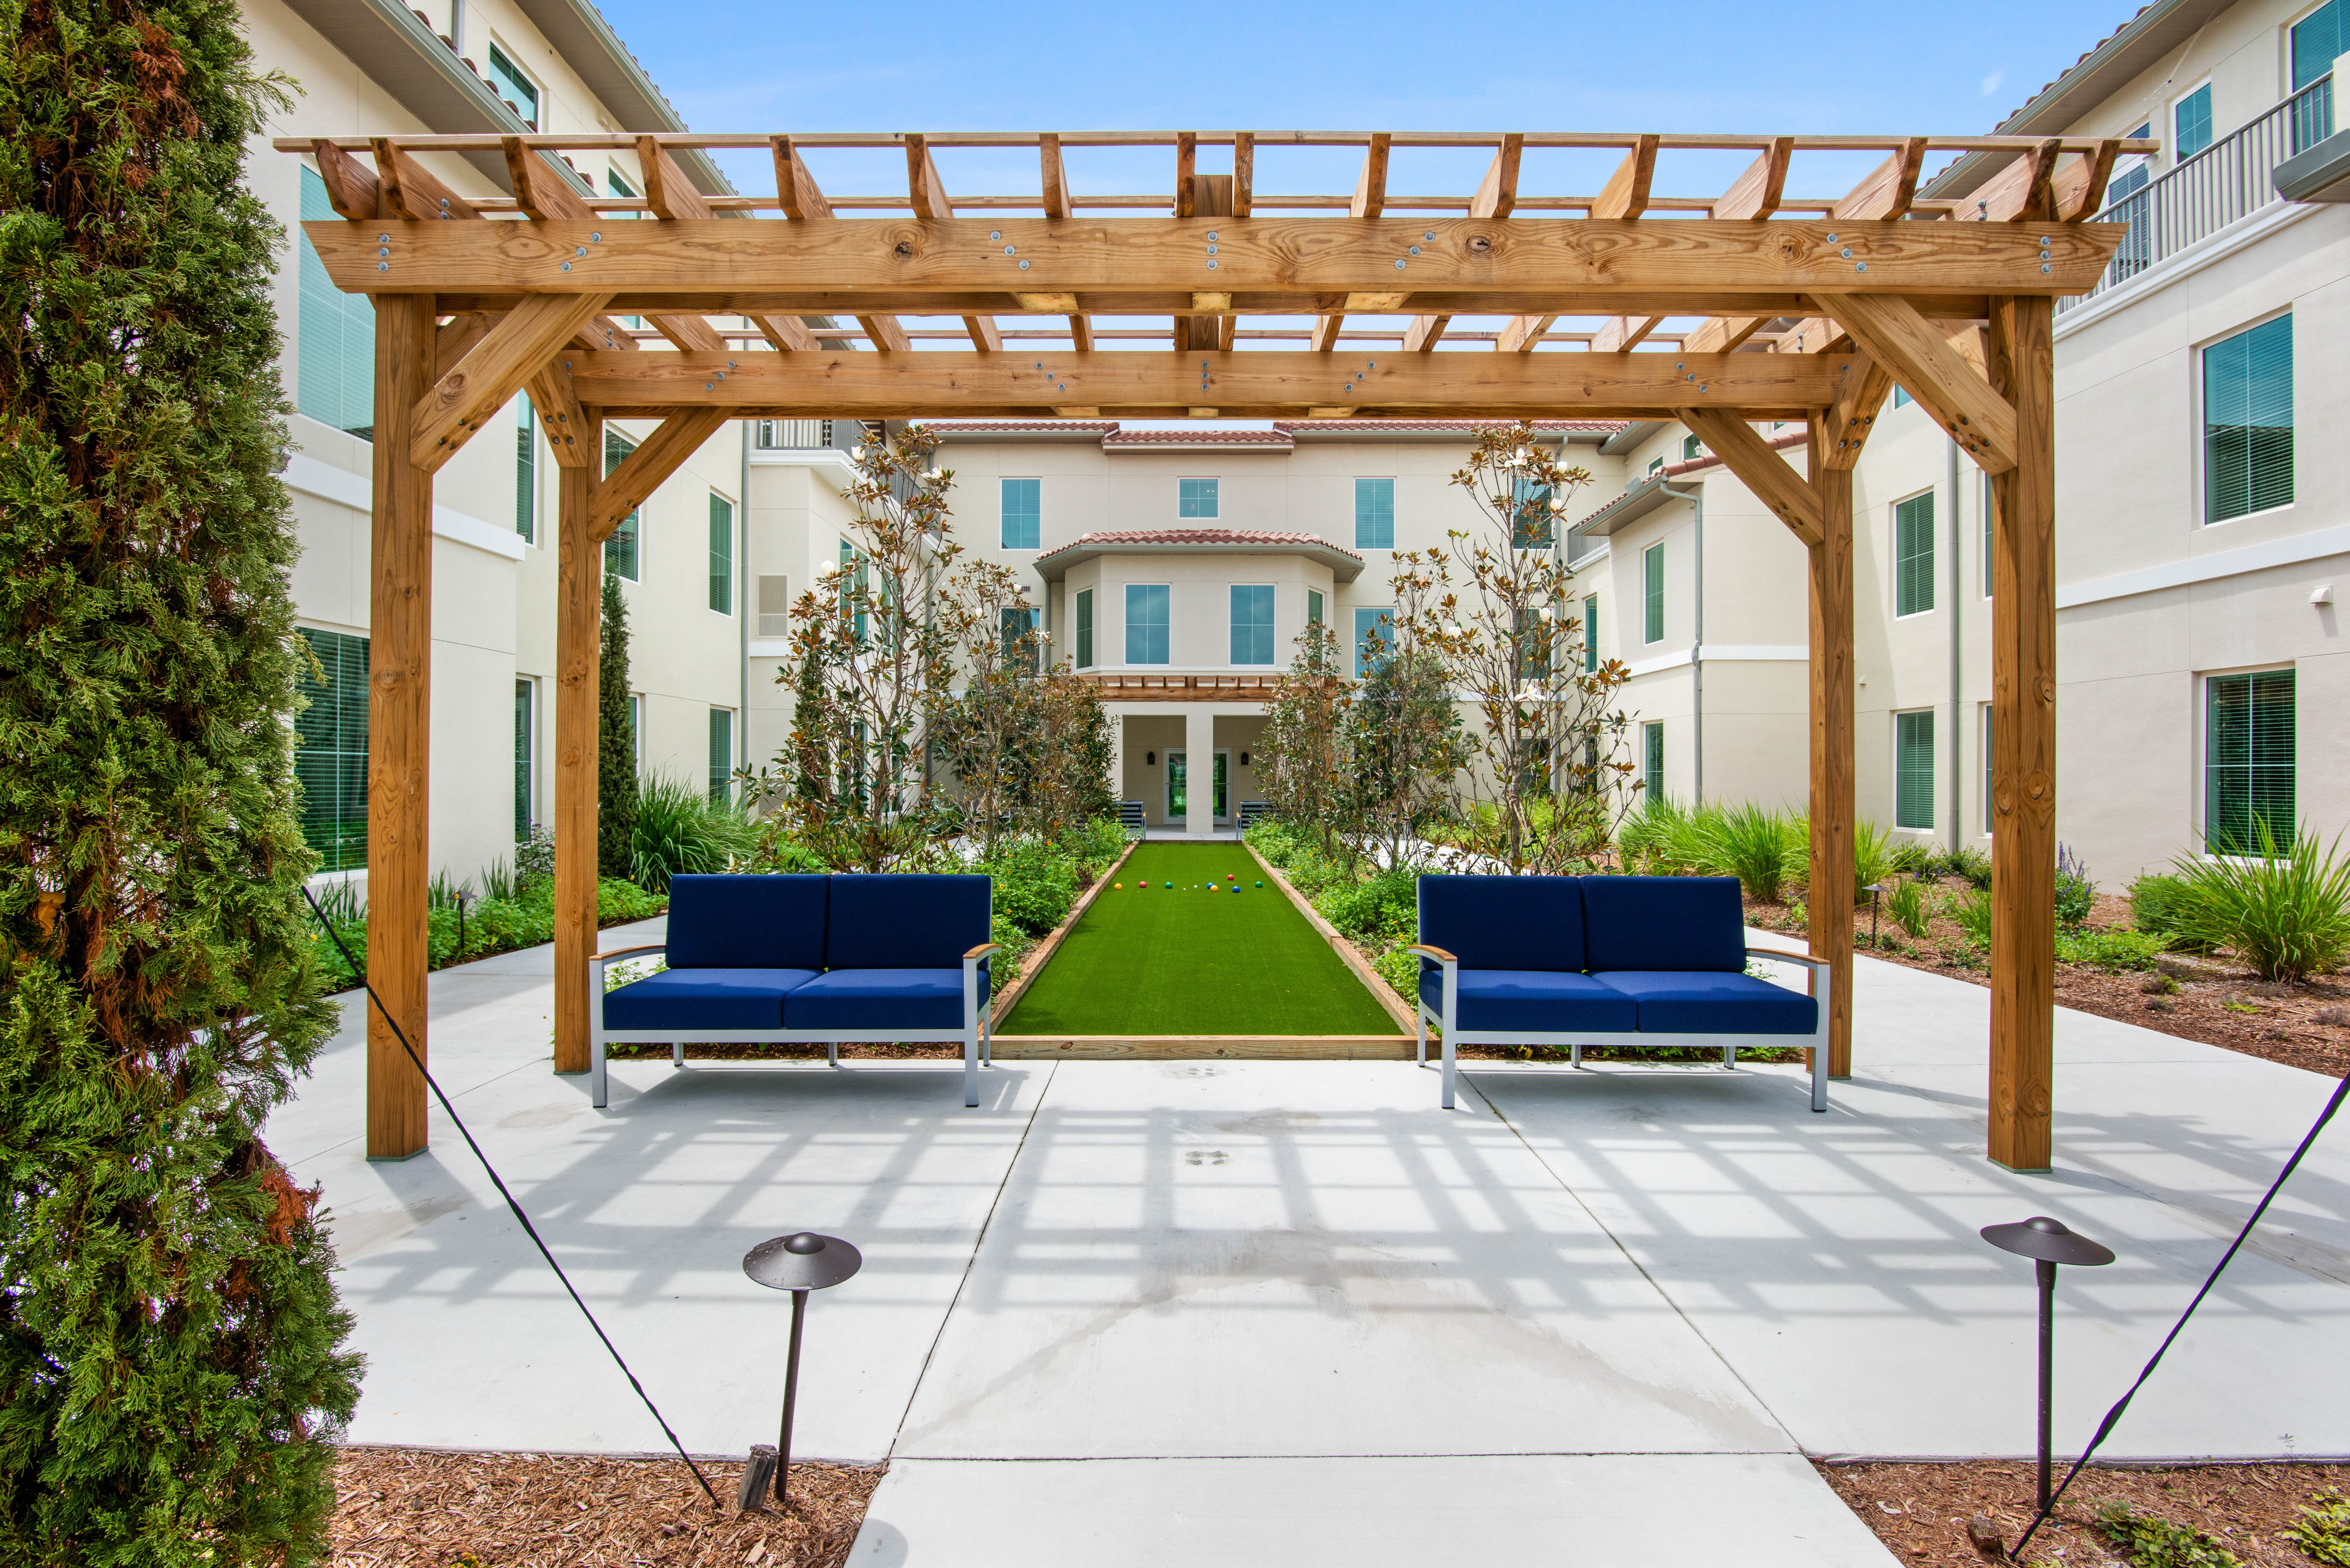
785, 969, 975, 1032
1580, 876, 1746, 973
1593, 971, 1818, 1035
665, 875, 829, 971
1416, 874, 1589, 972
603, 968, 814, 1032
825, 874, 992, 970
1420, 969, 1638, 1034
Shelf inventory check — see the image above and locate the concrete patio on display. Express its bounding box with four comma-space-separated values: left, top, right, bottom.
267, 927, 2350, 1565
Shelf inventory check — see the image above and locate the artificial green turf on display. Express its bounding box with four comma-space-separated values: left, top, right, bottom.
999, 842, 1401, 1036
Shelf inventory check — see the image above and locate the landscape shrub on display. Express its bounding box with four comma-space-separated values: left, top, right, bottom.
1888, 838, 1939, 877
1702, 803, 1805, 905
1618, 797, 1710, 874
1940, 844, 1993, 889
2288, 1489, 2350, 1566
1315, 866, 1419, 946
2054, 928, 2167, 972
2095, 1502, 2243, 1568
1852, 818, 1900, 901
982, 838, 1081, 937
311, 878, 665, 991
1059, 815, 1130, 877
1885, 878, 1930, 939
1373, 945, 1423, 1001
630, 772, 757, 892
0, 2, 364, 1553
2163, 822, 2350, 983
1951, 886, 1994, 948
2056, 842, 2098, 927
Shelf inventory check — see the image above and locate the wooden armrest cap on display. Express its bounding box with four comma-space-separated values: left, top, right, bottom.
964, 942, 1005, 960
594, 943, 668, 962
1744, 945, 1824, 963
1404, 944, 1458, 962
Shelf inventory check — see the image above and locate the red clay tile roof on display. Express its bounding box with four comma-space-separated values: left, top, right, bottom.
1276, 418, 1628, 434
920, 420, 1119, 434
1100, 428, 1295, 447
1038, 528, 1361, 559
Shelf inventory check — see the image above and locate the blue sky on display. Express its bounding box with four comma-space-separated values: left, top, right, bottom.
599, 0, 2130, 202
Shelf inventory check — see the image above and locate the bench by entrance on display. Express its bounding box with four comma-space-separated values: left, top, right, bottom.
591, 873, 998, 1109
1410, 874, 1830, 1112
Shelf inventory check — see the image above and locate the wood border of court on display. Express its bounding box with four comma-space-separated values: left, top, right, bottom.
986, 838, 1139, 1027
1247, 843, 1421, 1036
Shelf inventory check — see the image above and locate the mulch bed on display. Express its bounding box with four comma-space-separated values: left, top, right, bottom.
329, 1448, 880, 1566
1817, 1457, 2350, 1566
1747, 882, 2350, 1080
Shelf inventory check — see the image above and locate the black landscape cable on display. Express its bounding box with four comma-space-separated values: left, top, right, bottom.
300, 886, 722, 1510
2011, 1066, 2350, 1560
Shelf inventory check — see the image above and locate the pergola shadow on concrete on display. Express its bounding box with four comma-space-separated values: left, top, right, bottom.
282, 126, 2138, 1172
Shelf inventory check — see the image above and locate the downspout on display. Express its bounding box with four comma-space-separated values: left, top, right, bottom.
1946, 435, 1962, 854
739, 418, 751, 794
1661, 480, 1703, 804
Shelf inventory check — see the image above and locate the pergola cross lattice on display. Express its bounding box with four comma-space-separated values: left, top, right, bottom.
284, 126, 2140, 1170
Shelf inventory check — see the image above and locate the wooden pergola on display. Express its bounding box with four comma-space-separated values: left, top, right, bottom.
283, 127, 2138, 1171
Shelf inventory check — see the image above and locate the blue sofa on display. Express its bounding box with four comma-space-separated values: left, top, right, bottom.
1410, 874, 1829, 1112
590, 872, 999, 1109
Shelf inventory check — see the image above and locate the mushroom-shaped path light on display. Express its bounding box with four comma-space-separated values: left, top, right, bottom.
1981, 1216, 2115, 1513
739, 1233, 864, 1510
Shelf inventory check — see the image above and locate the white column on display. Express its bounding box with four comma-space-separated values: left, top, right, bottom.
1184, 705, 1215, 838
1107, 710, 1127, 814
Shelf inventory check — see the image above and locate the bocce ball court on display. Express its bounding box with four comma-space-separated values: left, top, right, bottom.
995, 844, 1406, 1047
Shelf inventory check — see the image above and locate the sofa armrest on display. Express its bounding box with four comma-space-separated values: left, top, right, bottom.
594, 943, 668, 965
1744, 945, 1828, 973
1405, 944, 1458, 964
963, 942, 1005, 962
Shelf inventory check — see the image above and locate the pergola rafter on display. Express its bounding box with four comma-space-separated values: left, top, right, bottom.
280, 125, 2139, 1173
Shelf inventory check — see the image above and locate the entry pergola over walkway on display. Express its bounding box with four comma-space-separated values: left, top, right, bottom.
284, 127, 2137, 1172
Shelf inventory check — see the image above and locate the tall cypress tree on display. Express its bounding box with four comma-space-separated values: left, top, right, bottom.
598, 571, 638, 878
0, 0, 361, 1562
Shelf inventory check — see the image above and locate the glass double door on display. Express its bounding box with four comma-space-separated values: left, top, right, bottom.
1166, 750, 1229, 822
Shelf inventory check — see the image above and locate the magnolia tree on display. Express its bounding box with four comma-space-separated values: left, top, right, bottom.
932, 559, 1046, 859
1346, 559, 1469, 869
779, 427, 960, 869
1255, 620, 1353, 860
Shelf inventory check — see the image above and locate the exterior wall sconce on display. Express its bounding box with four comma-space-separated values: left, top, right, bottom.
1145, 751, 1156, 765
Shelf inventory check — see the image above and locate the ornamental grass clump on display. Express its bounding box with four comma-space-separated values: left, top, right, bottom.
0, 3, 363, 1559
1702, 802, 1805, 905
2164, 820, 2350, 983
630, 772, 755, 892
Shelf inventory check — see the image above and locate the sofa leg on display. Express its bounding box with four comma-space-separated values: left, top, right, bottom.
1441, 1027, 1457, 1111
1723, 1044, 1735, 1070
672, 1041, 684, 1068
827, 1041, 838, 1067
1416, 1009, 1426, 1066
1571, 1043, 1582, 1069
982, 1010, 993, 1067
592, 1031, 608, 1110
964, 1028, 978, 1108
1811, 1039, 1829, 1112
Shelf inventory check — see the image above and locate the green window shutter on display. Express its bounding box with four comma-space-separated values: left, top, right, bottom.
2175, 84, 2214, 160
1354, 478, 1395, 549
1307, 589, 1323, 626
2204, 316, 2294, 524
1001, 478, 1041, 549
486, 41, 540, 123
1643, 543, 1665, 643
2293, 0, 2346, 91
2206, 670, 2296, 854
1075, 589, 1094, 669
603, 430, 641, 579
1894, 492, 1936, 615
297, 166, 375, 438
514, 680, 533, 839
1582, 595, 1599, 673
708, 492, 734, 614
708, 708, 732, 803
295, 628, 370, 872
1895, 710, 1935, 830
1643, 721, 1665, 802
515, 393, 536, 542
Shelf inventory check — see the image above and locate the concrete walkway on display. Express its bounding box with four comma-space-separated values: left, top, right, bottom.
268, 927, 2350, 1564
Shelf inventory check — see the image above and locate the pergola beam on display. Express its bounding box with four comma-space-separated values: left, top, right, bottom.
1679, 407, 1821, 546
588, 410, 732, 540
1818, 292, 2019, 472
410, 292, 613, 472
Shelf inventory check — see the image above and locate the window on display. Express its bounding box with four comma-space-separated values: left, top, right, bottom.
485, 41, 539, 126
1001, 607, 1041, 673
1894, 492, 1936, 616
295, 628, 369, 872
2204, 316, 2293, 523
1178, 477, 1219, 518
1643, 542, 1665, 643
1231, 585, 1276, 665
606, 167, 637, 211
1893, 386, 1912, 408
514, 679, 533, 840
630, 695, 643, 775
1582, 594, 1599, 674
2174, 82, 2213, 161
1681, 433, 1702, 461
1642, 721, 1665, 803
1001, 478, 1041, 549
2206, 670, 2295, 854
296, 167, 375, 437
1646, 456, 1665, 477
1982, 470, 1995, 599
1895, 710, 1936, 830
1354, 478, 1395, 549
708, 709, 732, 804
1352, 606, 1395, 678
2110, 124, 2155, 205
603, 429, 640, 579
1075, 588, 1094, 668
708, 493, 734, 614
838, 538, 866, 643
1307, 589, 1323, 626
1125, 584, 1170, 665
756, 574, 792, 637
2295, 0, 2346, 91
1512, 475, 1554, 548
514, 393, 536, 542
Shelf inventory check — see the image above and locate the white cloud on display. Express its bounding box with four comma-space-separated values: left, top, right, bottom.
1981, 68, 2006, 97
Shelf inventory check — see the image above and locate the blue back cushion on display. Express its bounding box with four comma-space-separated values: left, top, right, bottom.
825, 874, 992, 970
1581, 876, 1745, 973
665, 875, 829, 970
1416, 875, 1588, 972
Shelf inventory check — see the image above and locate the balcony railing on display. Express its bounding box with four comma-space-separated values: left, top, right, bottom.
2064, 75, 2332, 313
755, 418, 835, 449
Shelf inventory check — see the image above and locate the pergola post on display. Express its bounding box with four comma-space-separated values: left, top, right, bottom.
366, 294, 437, 1158
553, 409, 604, 1075
1985, 295, 2057, 1170
1806, 430, 1857, 1080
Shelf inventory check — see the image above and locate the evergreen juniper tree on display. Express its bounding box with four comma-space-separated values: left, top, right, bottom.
0, 0, 362, 1561
597, 571, 638, 878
